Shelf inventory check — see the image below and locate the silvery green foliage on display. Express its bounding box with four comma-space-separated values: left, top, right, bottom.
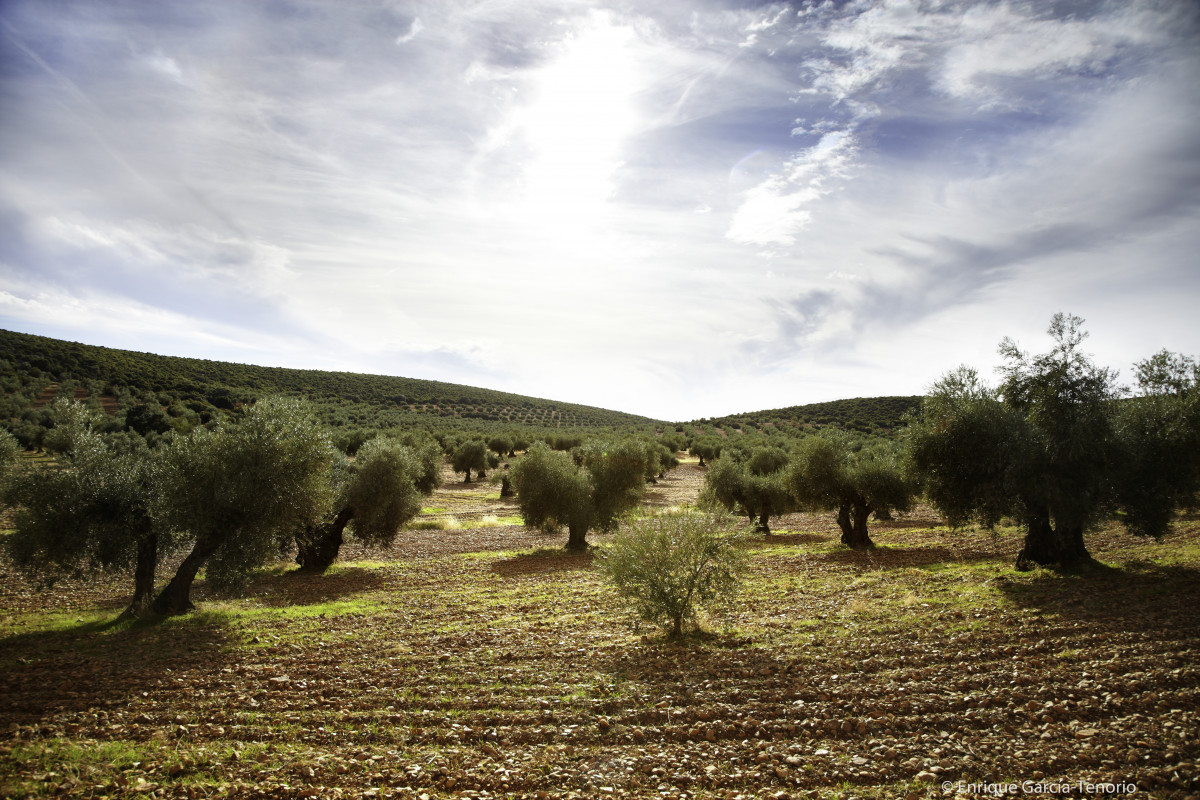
908, 315, 1200, 568
155, 397, 337, 595
342, 437, 424, 546
4, 408, 163, 602
451, 439, 489, 481
0, 428, 17, 488
510, 442, 592, 535
600, 511, 746, 637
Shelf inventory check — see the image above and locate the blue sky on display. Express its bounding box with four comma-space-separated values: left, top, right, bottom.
2, 0, 1197, 420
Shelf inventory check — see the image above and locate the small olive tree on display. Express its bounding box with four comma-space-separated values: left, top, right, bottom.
599, 511, 747, 637
294, 437, 434, 572
452, 440, 489, 482
4, 409, 167, 617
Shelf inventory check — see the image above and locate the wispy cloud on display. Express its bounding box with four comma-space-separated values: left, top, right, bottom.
0, 0, 1197, 420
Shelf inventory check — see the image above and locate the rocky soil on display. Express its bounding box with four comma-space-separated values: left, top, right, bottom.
1, 475, 1197, 799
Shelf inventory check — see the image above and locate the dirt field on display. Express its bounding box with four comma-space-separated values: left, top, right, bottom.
1, 463, 1197, 799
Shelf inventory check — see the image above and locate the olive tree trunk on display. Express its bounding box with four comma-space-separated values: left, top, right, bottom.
151, 535, 221, 616
566, 521, 590, 551
120, 530, 158, 620
837, 502, 876, 550
295, 508, 354, 573
1016, 513, 1090, 570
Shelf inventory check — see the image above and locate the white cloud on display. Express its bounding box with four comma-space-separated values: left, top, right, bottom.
34, 216, 294, 292
0, 0, 1196, 420
395, 17, 423, 45
0, 284, 292, 357
726, 131, 856, 247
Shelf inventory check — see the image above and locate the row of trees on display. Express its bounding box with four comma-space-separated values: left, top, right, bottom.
3, 398, 442, 616
909, 315, 1200, 570
4, 314, 1197, 617
692, 315, 1200, 571
702, 434, 912, 548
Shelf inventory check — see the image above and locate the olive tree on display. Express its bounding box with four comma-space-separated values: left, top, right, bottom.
510, 443, 592, 549
1110, 350, 1200, 539
689, 436, 721, 466
0, 427, 18, 487
151, 398, 336, 614
701, 446, 795, 534
788, 433, 914, 549
487, 435, 513, 460
644, 441, 680, 483
452, 439, 489, 482
511, 439, 649, 551
578, 438, 651, 534
908, 315, 1197, 570
5, 413, 167, 617
295, 436, 436, 572
599, 511, 747, 637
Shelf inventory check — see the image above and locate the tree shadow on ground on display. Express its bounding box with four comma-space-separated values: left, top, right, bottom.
216, 566, 391, 608
996, 560, 1200, 631
815, 544, 1006, 572
0, 613, 235, 727
595, 632, 792, 699
872, 518, 947, 530
490, 549, 594, 577
740, 532, 828, 548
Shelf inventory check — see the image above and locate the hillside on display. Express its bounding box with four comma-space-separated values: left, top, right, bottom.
692, 396, 923, 437
0, 329, 925, 447
0, 329, 659, 431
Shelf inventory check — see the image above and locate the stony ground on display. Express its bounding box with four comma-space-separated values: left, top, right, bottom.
1, 464, 1197, 800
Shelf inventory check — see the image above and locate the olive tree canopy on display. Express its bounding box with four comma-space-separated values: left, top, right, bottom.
152, 398, 336, 614
909, 314, 1200, 570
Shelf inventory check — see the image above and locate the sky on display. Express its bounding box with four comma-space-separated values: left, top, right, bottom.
1, 0, 1198, 421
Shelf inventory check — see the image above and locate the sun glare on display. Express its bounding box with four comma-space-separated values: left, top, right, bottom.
514, 12, 642, 224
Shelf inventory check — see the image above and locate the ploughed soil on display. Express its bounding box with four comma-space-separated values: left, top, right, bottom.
0, 465, 1197, 799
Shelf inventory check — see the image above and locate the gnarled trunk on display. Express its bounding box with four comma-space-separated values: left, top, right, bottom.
120, 529, 158, 619
837, 502, 876, 549
755, 510, 771, 535
295, 507, 354, 573
566, 521, 589, 552
1016, 512, 1089, 570
152, 535, 221, 616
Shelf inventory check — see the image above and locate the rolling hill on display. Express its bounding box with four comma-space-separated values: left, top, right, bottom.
0, 328, 921, 441
0, 329, 659, 430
